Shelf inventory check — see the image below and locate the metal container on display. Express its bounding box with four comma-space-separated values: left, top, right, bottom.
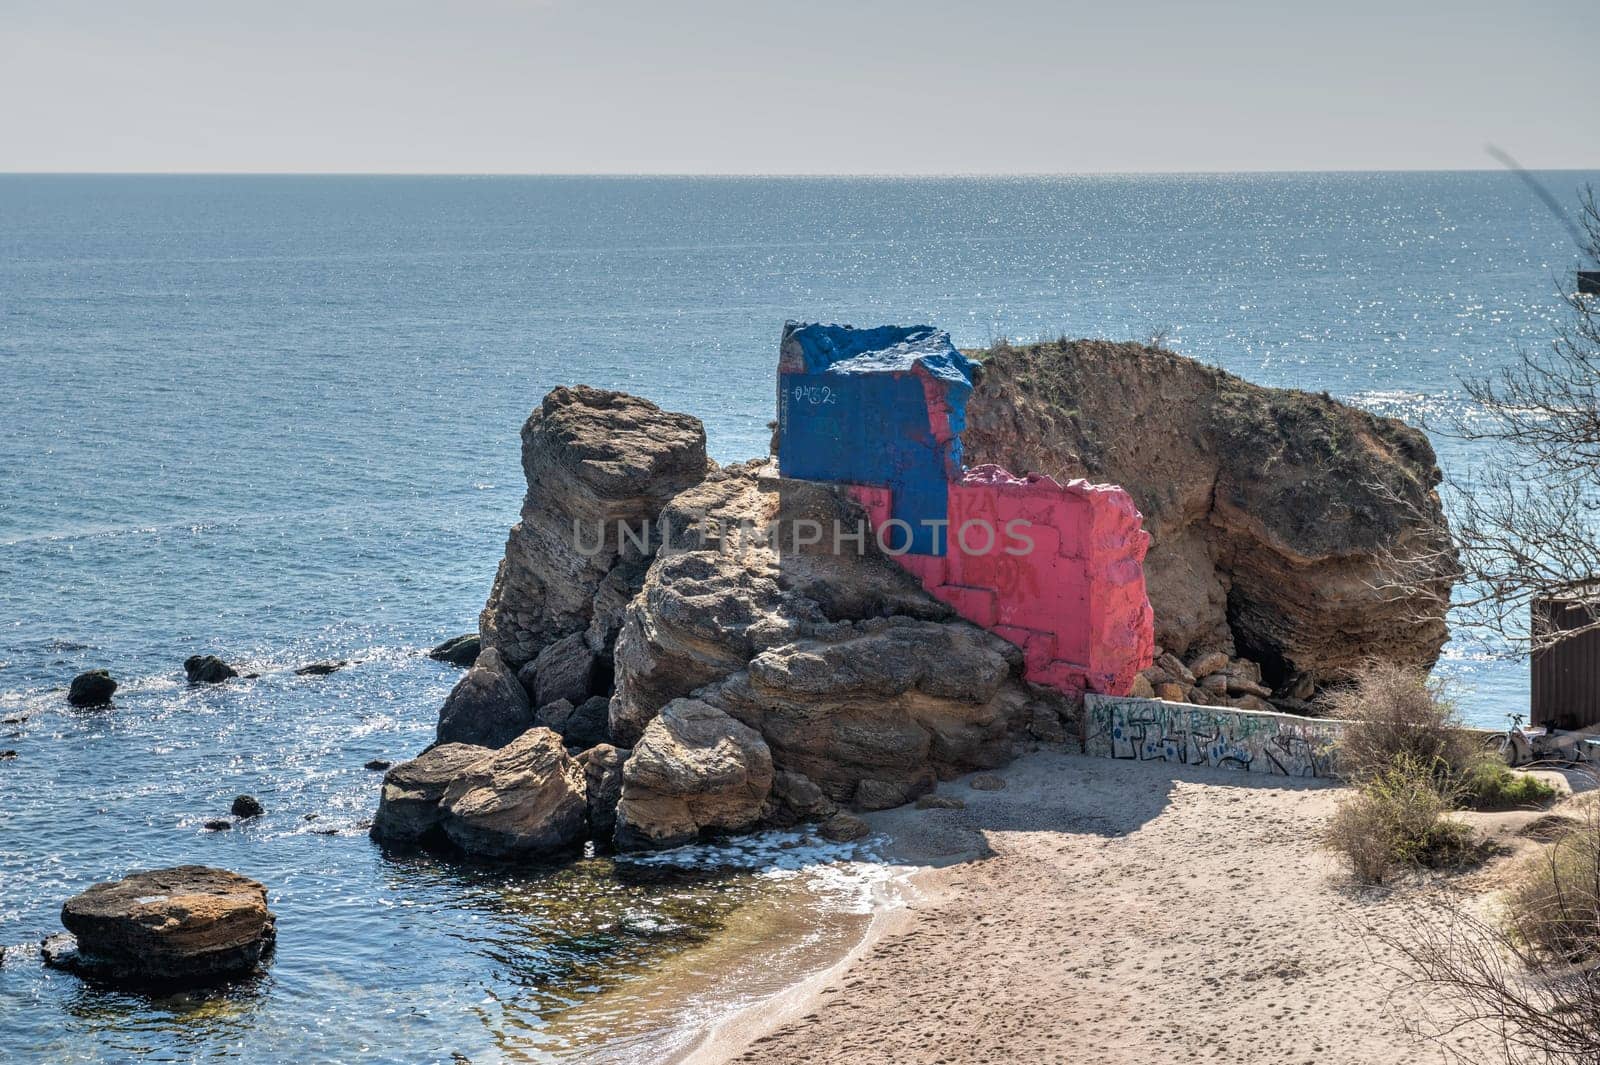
1531, 591, 1600, 729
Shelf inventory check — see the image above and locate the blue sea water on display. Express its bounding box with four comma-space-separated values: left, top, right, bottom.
1, 172, 1595, 1062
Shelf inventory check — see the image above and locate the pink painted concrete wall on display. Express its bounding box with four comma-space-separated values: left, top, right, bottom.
850, 465, 1154, 697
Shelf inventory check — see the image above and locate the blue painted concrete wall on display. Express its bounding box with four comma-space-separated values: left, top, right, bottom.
775, 322, 977, 555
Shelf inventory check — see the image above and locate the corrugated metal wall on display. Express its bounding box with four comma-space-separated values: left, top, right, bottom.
1531, 597, 1600, 728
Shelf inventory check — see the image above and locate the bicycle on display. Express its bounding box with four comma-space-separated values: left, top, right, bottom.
1482, 712, 1597, 767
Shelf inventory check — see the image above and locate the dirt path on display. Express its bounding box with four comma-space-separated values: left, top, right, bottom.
689, 750, 1538, 1065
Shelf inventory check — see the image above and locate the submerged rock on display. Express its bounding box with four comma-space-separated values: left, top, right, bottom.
614, 699, 774, 851
434, 647, 534, 749
437, 728, 589, 859
48, 866, 275, 986
67, 669, 116, 707
963, 339, 1454, 689
184, 655, 238, 685
370, 743, 490, 846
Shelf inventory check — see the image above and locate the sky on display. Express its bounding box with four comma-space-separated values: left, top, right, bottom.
2, 0, 1595, 174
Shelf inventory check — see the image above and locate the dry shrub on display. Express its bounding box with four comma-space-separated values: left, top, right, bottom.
1383, 808, 1600, 1064
1506, 808, 1600, 965
1388, 900, 1600, 1065
1326, 661, 1475, 784
1324, 754, 1476, 883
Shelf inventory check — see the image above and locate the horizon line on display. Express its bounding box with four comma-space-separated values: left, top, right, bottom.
4, 166, 1599, 179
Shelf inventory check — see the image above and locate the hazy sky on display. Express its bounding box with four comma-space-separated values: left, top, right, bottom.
3, 0, 1594, 173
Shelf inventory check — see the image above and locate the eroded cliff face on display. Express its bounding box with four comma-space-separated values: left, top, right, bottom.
962, 339, 1454, 689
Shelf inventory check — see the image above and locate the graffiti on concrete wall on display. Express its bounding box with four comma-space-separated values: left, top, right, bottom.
774, 321, 1154, 698
1084, 694, 1342, 778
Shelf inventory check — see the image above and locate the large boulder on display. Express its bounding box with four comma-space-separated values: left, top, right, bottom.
536, 694, 611, 750
370, 742, 491, 846
702, 616, 1030, 809
437, 728, 589, 859
478, 386, 710, 669
608, 463, 948, 747
48, 866, 275, 986
963, 339, 1453, 690
614, 699, 774, 850
435, 647, 534, 749
533, 632, 600, 707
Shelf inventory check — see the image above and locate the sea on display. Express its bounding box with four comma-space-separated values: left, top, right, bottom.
2, 171, 1595, 1062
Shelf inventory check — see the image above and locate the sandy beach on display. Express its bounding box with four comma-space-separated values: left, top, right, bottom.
685, 749, 1565, 1065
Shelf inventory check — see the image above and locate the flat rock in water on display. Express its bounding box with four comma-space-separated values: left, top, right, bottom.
68, 669, 117, 707
363, 759, 392, 771
203, 819, 232, 831
184, 655, 238, 685
295, 660, 347, 676
50, 865, 276, 986
428, 634, 481, 668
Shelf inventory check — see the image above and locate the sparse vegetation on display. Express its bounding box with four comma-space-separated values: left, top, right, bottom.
1323, 754, 1478, 883
1326, 661, 1475, 786
1385, 808, 1600, 1063
1505, 808, 1600, 965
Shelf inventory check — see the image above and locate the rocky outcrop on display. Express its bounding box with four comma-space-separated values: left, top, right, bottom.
608, 463, 951, 747
613, 699, 774, 850
703, 616, 1028, 809
434, 648, 534, 749
370, 742, 491, 846
437, 728, 589, 859
478, 386, 710, 669
67, 669, 116, 707
48, 866, 275, 986
963, 339, 1453, 691
184, 655, 238, 684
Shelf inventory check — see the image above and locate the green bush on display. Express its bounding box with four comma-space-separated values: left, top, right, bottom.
1458, 756, 1559, 811
1324, 754, 1478, 883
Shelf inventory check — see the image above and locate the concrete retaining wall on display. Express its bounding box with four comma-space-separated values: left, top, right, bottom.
1084, 694, 1344, 778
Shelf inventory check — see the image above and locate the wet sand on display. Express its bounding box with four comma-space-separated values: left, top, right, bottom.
684, 750, 1558, 1065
